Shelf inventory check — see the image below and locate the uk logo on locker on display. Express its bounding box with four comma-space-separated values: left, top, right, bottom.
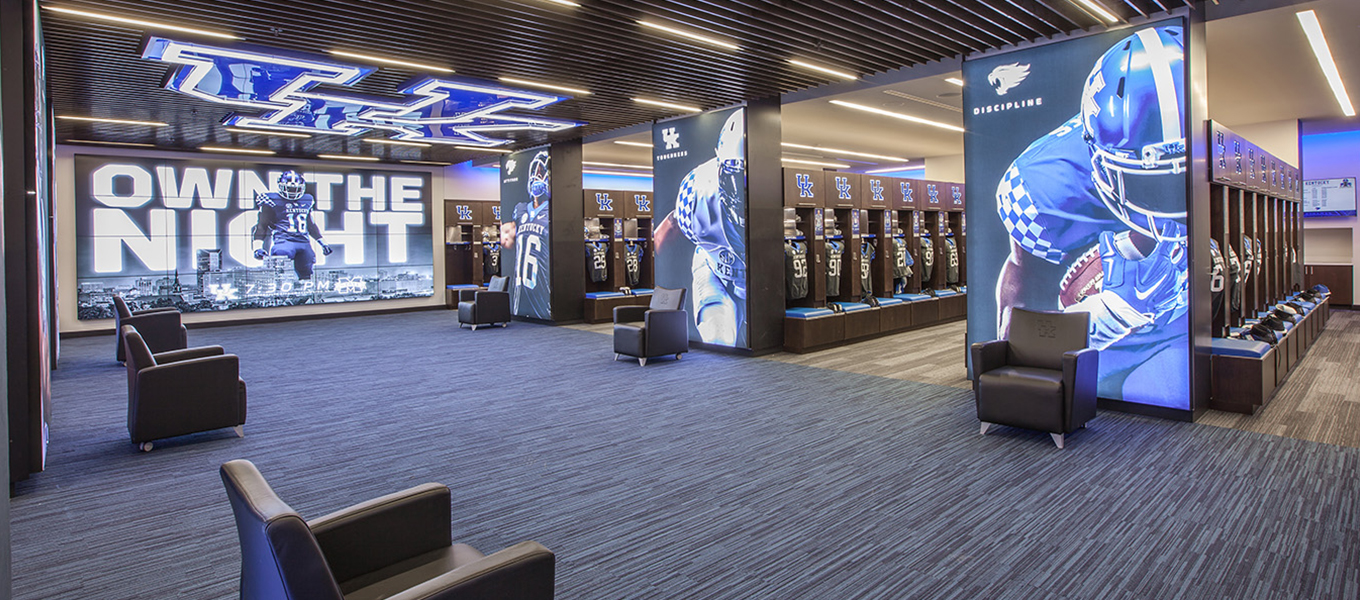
951, 186, 963, 207
634, 195, 651, 213
870, 179, 884, 203
927, 184, 940, 204
456, 205, 474, 220
900, 181, 913, 203
595, 193, 613, 212
491, 205, 501, 220
141, 36, 585, 146
796, 174, 814, 198
835, 176, 852, 200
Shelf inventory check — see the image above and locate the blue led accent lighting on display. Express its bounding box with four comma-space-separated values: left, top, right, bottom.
142, 36, 585, 147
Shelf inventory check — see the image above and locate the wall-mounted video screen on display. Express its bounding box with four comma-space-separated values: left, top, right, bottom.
74, 155, 434, 319
1303, 178, 1357, 218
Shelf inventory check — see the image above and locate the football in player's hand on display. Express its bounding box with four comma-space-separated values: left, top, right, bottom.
1059, 245, 1103, 309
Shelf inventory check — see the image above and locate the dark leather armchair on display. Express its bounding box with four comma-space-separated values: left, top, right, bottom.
458, 276, 511, 330
113, 295, 186, 362
613, 287, 688, 366
123, 325, 246, 452
220, 459, 556, 600
971, 308, 1097, 449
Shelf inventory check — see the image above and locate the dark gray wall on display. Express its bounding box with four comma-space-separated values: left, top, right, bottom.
744, 97, 784, 354
550, 139, 584, 323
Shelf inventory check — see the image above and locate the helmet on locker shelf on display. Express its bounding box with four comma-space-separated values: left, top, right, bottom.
1081, 26, 1187, 241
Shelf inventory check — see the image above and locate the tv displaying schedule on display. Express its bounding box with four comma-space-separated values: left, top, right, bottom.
1303, 178, 1357, 217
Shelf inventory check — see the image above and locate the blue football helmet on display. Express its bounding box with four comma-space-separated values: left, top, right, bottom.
714, 108, 747, 225
527, 151, 550, 200
1081, 26, 1187, 241
277, 170, 306, 200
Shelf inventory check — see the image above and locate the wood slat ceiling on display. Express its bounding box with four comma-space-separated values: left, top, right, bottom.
42, 0, 1186, 164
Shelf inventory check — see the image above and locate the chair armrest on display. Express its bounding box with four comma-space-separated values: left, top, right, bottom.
384, 541, 555, 600
153, 345, 225, 364
614, 305, 647, 324
458, 289, 479, 303
1062, 347, 1099, 430
308, 483, 453, 584
970, 340, 1009, 385
131, 307, 179, 316
123, 310, 183, 330
644, 309, 690, 356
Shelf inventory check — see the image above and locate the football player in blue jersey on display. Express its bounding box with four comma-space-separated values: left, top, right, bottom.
994, 26, 1189, 407
252, 170, 333, 281
500, 151, 553, 320
654, 109, 747, 346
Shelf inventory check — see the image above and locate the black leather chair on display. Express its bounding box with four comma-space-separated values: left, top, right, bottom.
458, 276, 511, 330
123, 325, 246, 452
971, 308, 1097, 449
113, 295, 186, 362
613, 287, 688, 366
220, 459, 556, 600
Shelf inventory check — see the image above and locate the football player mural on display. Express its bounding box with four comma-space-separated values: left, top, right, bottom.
653, 107, 749, 348
253, 170, 334, 280
967, 23, 1190, 409
500, 150, 553, 320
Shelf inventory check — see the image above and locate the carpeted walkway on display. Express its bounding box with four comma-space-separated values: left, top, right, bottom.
12, 311, 1360, 599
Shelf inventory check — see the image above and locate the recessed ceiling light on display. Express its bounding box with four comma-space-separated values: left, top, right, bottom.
543, 0, 580, 6
788, 59, 857, 80
1297, 10, 1355, 118
318, 154, 380, 161
500, 77, 591, 96
363, 138, 432, 148
224, 127, 311, 138
829, 100, 965, 133
584, 170, 654, 178
329, 50, 454, 73
201, 146, 275, 155
401, 160, 453, 166
64, 139, 157, 148
57, 115, 167, 127
634, 97, 702, 113
781, 142, 907, 162
614, 140, 652, 148
450, 146, 513, 154
638, 21, 740, 51
864, 165, 918, 174
782, 158, 851, 169
42, 6, 240, 39
1071, 0, 1117, 23
583, 161, 652, 170
945, 77, 964, 86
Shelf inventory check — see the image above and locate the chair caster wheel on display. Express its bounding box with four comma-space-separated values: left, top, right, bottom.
139, 442, 154, 452
675, 353, 682, 360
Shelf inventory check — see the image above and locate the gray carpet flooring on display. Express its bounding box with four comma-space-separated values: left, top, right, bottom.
11, 311, 1360, 599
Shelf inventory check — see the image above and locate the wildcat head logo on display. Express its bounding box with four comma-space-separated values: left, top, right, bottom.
988, 63, 1030, 96
505, 159, 517, 173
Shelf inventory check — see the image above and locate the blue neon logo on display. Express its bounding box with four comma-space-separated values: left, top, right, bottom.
835, 176, 851, 200
634, 195, 650, 212
141, 36, 584, 147
870, 179, 884, 202
456, 205, 473, 220
796, 173, 814, 197
595, 193, 613, 212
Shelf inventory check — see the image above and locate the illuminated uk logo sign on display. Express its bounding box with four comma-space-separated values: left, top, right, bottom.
796, 173, 814, 197
835, 176, 851, 200
456, 205, 473, 220
927, 184, 940, 204
634, 195, 650, 213
141, 36, 585, 147
595, 193, 613, 212
900, 181, 913, 203
869, 179, 884, 203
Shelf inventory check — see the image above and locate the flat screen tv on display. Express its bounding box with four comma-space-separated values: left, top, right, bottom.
1303, 177, 1358, 217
